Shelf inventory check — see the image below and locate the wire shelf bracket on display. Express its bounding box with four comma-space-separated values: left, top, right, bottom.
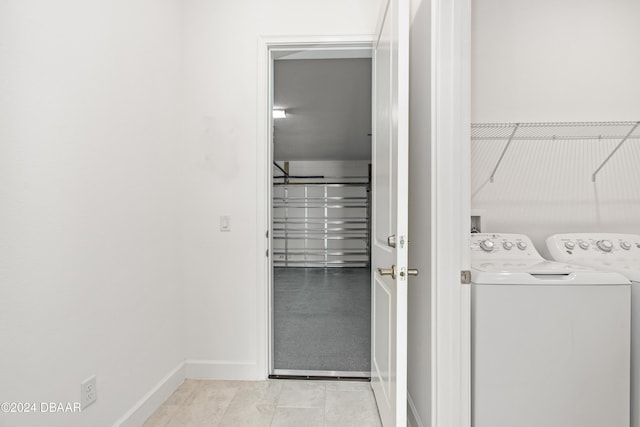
489, 123, 520, 183
591, 121, 640, 182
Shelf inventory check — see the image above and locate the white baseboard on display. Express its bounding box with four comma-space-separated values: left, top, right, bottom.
113, 361, 186, 427
185, 359, 263, 380
408, 393, 426, 427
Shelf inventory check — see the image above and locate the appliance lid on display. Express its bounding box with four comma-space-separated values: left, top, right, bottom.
471, 269, 630, 285
471, 259, 630, 285
471, 259, 593, 274
555, 259, 640, 282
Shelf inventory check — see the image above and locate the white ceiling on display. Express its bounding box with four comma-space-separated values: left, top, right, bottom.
273, 58, 372, 161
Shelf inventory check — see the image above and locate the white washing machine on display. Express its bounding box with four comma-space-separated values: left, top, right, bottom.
547, 233, 640, 427
472, 233, 631, 427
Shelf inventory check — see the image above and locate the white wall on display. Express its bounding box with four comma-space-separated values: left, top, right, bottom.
0, 1, 185, 426
472, 0, 640, 122
407, 1, 433, 426
1, 1, 439, 425
471, 0, 640, 250
181, 0, 383, 379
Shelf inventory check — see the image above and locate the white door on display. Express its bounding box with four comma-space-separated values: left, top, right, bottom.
371, 0, 410, 425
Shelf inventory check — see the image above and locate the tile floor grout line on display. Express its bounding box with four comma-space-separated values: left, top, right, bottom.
322, 383, 327, 427
268, 380, 284, 427
275, 405, 325, 408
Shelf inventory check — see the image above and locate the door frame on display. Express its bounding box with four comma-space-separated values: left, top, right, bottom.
255, 7, 472, 421
256, 35, 376, 378
429, 0, 472, 425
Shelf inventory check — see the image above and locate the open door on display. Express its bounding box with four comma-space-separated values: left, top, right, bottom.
370, 0, 410, 425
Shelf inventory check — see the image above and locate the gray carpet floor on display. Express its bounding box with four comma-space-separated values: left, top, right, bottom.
273, 267, 371, 373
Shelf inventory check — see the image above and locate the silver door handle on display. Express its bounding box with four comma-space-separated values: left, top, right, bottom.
378, 265, 397, 279
378, 264, 420, 279
397, 267, 419, 278
378, 265, 419, 280
387, 235, 396, 248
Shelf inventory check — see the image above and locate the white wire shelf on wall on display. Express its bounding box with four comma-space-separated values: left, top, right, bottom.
471, 121, 640, 182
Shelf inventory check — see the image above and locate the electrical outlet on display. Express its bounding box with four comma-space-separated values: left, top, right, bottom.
81, 376, 97, 409
471, 215, 482, 234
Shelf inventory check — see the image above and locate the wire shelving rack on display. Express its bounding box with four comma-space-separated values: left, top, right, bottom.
471, 121, 640, 182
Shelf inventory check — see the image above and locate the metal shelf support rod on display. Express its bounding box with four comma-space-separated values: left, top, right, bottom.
592, 121, 640, 182
489, 123, 520, 183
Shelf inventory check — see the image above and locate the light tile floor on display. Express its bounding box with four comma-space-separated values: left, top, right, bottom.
142, 379, 382, 427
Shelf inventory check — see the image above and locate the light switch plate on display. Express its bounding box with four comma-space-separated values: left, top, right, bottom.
220, 216, 231, 232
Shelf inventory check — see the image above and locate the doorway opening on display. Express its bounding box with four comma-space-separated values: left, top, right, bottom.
268, 48, 373, 379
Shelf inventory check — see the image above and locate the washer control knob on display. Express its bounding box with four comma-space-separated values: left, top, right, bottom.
503, 242, 514, 250
517, 241, 527, 250
621, 241, 632, 250
579, 241, 590, 250
597, 240, 614, 252
564, 241, 576, 250
480, 240, 495, 252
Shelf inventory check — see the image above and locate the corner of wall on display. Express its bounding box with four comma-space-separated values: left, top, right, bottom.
112, 362, 186, 427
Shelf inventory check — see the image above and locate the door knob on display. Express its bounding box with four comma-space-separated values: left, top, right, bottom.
378, 265, 397, 279
378, 265, 419, 280
387, 235, 397, 248
398, 267, 419, 278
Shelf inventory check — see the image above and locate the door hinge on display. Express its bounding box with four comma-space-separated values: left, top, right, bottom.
266, 249, 269, 257
461, 270, 471, 284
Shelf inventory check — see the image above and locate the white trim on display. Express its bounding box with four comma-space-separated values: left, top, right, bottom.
112, 362, 185, 427
274, 49, 372, 60
256, 34, 271, 382
408, 392, 426, 427
113, 358, 268, 427
272, 369, 370, 378
256, 35, 376, 379
430, 0, 471, 426
184, 360, 262, 381
459, 0, 472, 422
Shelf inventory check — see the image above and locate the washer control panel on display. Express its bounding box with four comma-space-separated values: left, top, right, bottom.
471, 233, 541, 261
546, 233, 640, 261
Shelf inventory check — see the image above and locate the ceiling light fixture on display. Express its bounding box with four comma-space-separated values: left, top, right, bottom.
273, 109, 287, 119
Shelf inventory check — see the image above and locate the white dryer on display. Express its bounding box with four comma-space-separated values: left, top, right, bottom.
472, 233, 631, 427
546, 233, 640, 427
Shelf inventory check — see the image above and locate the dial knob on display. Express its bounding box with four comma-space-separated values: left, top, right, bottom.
597, 240, 613, 252
564, 241, 576, 250
517, 241, 527, 250
579, 241, 590, 250
621, 241, 632, 250
480, 240, 495, 252
503, 242, 514, 250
